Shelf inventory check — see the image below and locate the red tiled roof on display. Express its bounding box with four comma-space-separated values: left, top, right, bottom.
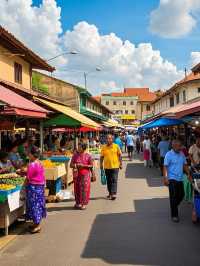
92, 96, 101, 102
124, 88, 149, 94
177, 72, 200, 85
152, 72, 200, 104
123, 88, 156, 102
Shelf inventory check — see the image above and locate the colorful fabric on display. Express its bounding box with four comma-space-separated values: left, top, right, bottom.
27, 161, 45, 185
143, 149, 150, 161
71, 152, 92, 205
101, 144, 121, 169
183, 174, 193, 202
26, 184, 46, 224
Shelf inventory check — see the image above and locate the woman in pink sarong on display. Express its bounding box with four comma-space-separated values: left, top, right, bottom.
70, 143, 94, 210
143, 136, 151, 167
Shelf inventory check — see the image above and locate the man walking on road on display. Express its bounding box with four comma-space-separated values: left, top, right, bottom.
163, 139, 190, 223
100, 134, 122, 200
126, 132, 134, 160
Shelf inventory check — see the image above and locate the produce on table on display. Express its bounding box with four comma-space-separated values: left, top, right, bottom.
89, 148, 100, 154
0, 184, 16, 190
42, 160, 63, 168
0, 173, 20, 179
0, 177, 26, 186
42, 160, 57, 168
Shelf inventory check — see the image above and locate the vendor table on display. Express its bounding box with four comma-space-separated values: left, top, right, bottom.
49, 156, 73, 188
0, 188, 25, 235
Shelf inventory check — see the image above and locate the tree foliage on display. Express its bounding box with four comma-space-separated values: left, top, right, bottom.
32, 72, 49, 95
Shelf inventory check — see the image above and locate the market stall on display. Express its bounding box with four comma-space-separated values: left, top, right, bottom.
0, 174, 26, 235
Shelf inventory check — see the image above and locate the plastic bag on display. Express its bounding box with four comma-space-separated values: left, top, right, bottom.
100, 169, 107, 185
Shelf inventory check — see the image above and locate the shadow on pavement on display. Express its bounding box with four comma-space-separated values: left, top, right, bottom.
82, 198, 199, 266
125, 162, 164, 187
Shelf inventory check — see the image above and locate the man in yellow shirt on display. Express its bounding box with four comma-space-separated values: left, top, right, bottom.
100, 134, 122, 200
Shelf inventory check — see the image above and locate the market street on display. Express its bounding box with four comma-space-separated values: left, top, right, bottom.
0, 156, 199, 266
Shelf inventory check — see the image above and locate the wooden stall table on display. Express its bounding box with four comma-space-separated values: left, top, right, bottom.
0, 189, 25, 236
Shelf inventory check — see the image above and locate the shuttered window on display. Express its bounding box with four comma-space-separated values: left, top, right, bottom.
14, 62, 22, 84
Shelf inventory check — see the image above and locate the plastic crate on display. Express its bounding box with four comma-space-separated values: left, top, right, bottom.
50, 156, 70, 163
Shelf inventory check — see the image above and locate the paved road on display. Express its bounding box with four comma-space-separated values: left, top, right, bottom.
0, 157, 199, 266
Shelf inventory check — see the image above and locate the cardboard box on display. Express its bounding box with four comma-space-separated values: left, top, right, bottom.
44, 164, 66, 181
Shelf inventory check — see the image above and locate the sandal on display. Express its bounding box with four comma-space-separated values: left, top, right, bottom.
30, 226, 41, 234
80, 205, 86, 210
74, 204, 81, 209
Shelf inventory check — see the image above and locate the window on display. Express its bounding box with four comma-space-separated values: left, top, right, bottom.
170, 96, 174, 107
176, 93, 180, 104
14, 62, 22, 84
130, 101, 134, 105
125, 110, 128, 114
123, 101, 126, 106
131, 110, 135, 114
146, 105, 151, 111
198, 88, 200, 93
183, 90, 186, 102
106, 101, 109, 105
113, 101, 117, 105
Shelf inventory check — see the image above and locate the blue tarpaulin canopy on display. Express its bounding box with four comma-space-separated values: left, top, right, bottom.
139, 117, 183, 130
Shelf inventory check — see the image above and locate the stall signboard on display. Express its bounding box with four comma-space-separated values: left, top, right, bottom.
8, 190, 24, 212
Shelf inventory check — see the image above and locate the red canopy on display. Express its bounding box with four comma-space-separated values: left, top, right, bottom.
0, 85, 48, 118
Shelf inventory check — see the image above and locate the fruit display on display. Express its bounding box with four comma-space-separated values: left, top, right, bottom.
0, 173, 20, 179
42, 160, 57, 168
89, 147, 100, 154
0, 177, 26, 186
65, 150, 72, 157
0, 184, 15, 191
42, 160, 63, 168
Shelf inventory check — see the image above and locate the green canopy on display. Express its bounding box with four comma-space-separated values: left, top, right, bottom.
44, 114, 81, 127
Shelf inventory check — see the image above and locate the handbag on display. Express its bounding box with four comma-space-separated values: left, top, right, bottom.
100, 169, 107, 185
91, 168, 96, 182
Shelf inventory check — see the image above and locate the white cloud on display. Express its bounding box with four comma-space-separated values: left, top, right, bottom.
191, 52, 200, 67
0, 0, 67, 66
150, 0, 200, 38
63, 21, 183, 93
0, 0, 184, 94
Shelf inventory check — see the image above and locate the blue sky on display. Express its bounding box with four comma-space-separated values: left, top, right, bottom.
32, 0, 200, 70
1, 0, 199, 92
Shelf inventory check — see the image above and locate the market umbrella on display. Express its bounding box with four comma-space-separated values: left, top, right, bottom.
44, 114, 80, 128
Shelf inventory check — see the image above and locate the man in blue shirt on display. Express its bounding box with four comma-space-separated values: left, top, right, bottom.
114, 134, 123, 151
163, 139, 190, 223
158, 136, 169, 175
126, 132, 134, 160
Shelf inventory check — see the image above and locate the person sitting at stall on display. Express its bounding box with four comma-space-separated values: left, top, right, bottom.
26, 146, 46, 233
8, 141, 23, 169
0, 151, 14, 174
18, 138, 28, 163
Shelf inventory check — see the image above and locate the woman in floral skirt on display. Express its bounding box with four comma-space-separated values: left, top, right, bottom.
26, 146, 46, 233
70, 143, 94, 210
